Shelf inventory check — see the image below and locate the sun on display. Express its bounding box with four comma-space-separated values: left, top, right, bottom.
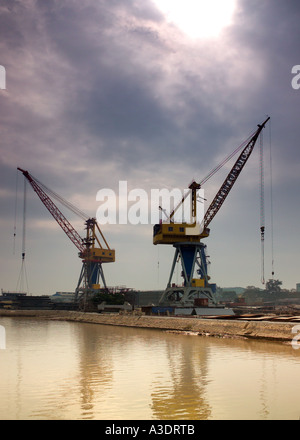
153, 0, 237, 39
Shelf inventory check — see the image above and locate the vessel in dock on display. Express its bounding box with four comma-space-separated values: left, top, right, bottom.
0, 291, 53, 310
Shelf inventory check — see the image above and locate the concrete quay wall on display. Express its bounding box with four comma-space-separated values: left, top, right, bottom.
0, 309, 297, 344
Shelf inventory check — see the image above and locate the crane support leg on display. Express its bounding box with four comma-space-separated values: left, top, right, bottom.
167, 247, 180, 288
159, 242, 217, 307
74, 260, 108, 305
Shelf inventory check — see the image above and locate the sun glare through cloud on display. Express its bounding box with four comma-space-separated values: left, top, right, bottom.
1, 0, 300, 295
153, 0, 237, 39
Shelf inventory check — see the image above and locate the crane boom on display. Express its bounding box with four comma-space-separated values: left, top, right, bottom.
17, 168, 85, 252
153, 117, 270, 246
203, 116, 270, 230
153, 117, 270, 310
17, 168, 115, 306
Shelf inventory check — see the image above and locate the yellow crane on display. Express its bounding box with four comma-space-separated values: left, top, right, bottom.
153, 117, 270, 309
17, 168, 115, 306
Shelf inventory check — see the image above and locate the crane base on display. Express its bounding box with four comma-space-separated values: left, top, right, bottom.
156, 285, 234, 316
159, 285, 216, 307
172, 307, 235, 316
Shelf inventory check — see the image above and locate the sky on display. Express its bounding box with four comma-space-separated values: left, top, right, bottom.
0, 0, 299, 296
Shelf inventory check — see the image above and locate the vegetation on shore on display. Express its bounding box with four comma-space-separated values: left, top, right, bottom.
217, 279, 300, 305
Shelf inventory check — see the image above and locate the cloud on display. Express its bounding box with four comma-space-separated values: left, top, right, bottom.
0, 0, 300, 294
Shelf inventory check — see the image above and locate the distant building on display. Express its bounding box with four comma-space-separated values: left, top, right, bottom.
52, 292, 75, 302
296, 284, 300, 292
128, 290, 163, 307
53, 292, 74, 296
221, 287, 245, 295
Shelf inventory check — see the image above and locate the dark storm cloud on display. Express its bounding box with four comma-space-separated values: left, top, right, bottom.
1, 0, 299, 192
1, 0, 300, 292
223, 0, 300, 178
34, 1, 185, 166
0, 2, 249, 179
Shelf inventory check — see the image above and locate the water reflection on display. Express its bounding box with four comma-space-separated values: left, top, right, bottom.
150, 335, 212, 419
1, 317, 300, 420
75, 323, 115, 419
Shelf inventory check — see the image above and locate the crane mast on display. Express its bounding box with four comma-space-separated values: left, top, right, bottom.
17, 168, 115, 306
17, 168, 85, 252
203, 117, 270, 230
153, 117, 270, 310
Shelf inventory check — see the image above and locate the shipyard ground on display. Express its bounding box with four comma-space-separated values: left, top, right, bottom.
0, 309, 299, 345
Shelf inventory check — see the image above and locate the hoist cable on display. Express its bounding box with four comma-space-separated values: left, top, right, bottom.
22, 177, 27, 260
259, 132, 265, 285
13, 169, 19, 254
199, 129, 256, 186
168, 129, 257, 221
16, 259, 29, 293
269, 120, 275, 278
16, 177, 29, 293
31, 173, 88, 221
